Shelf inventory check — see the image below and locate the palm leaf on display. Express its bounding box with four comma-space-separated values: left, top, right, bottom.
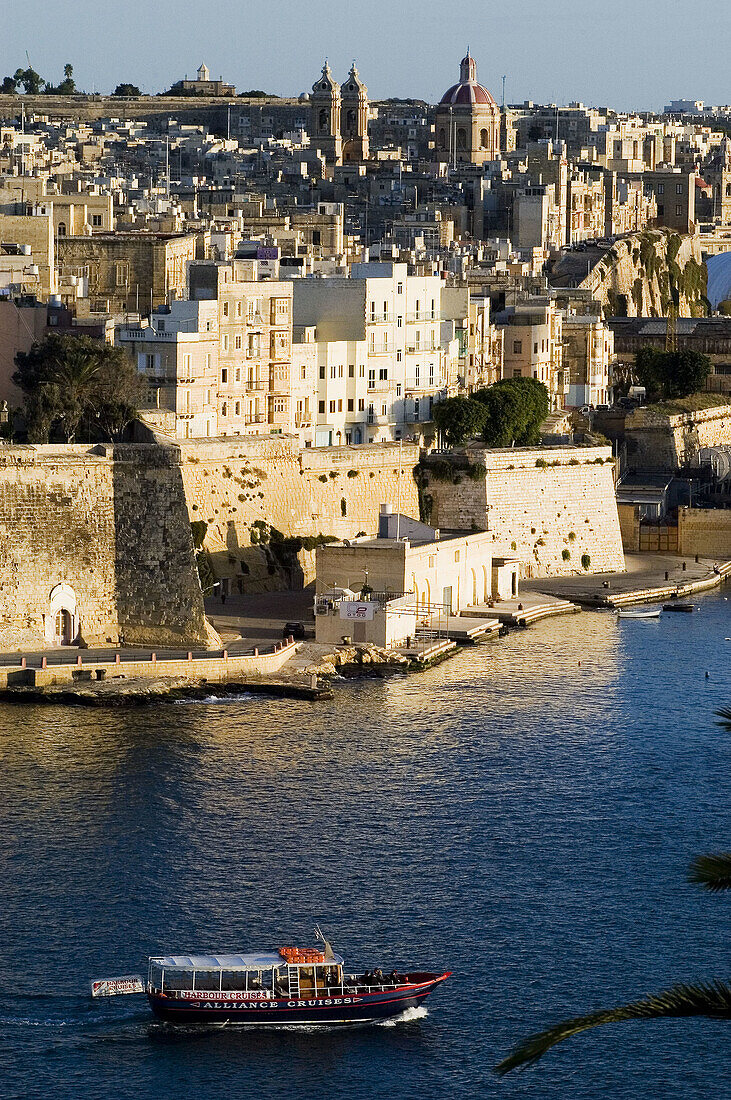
494, 980, 731, 1075
716, 707, 731, 733
689, 853, 731, 892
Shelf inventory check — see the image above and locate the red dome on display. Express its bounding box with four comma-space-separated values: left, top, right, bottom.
439, 81, 497, 107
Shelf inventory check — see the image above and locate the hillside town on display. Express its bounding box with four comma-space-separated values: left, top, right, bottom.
0, 54, 730, 676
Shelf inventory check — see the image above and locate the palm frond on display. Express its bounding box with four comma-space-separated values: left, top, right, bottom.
716, 707, 731, 733
689, 853, 731, 892
494, 980, 731, 1075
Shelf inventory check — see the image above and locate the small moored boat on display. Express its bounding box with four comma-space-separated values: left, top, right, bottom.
662, 602, 695, 613
617, 608, 662, 619
91, 931, 450, 1026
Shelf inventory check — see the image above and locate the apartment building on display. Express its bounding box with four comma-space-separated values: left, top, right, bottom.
188, 260, 293, 436
497, 300, 566, 409
440, 287, 503, 391
562, 314, 614, 408
293, 262, 457, 444
118, 299, 219, 438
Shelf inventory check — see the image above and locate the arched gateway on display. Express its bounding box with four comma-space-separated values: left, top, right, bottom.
45, 583, 78, 646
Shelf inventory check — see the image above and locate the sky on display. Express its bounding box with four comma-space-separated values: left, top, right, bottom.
2, 0, 729, 112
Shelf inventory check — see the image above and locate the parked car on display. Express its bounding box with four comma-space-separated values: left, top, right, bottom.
283, 621, 306, 640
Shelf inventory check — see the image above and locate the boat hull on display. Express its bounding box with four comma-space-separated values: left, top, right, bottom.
148, 975, 448, 1025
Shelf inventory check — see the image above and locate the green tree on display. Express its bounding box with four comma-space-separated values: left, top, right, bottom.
13, 334, 141, 443
13, 67, 44, 94
474, 377, 550, 447
496, 709, 731, 1075
113, 83, 141, 97
0, 75, 18, 94
635, 346, 711, 400
432, 396, 488, 446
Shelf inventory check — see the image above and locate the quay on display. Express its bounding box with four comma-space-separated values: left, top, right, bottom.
523, 553, 731, 609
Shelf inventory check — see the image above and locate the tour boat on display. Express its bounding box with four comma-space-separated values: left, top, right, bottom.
617, 607, 662, 619
91, 934, 450, 1026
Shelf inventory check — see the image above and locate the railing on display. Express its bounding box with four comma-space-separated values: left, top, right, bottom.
245, 414, 266, 424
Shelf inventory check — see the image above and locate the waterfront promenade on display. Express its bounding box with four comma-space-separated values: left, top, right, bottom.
524, 552, 731, 606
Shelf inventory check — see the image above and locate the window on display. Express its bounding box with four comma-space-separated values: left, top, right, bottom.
381, 403, 387, 416
91, 214, 103, 227
330, 365, 336, 379
221, 368, 228, 383
370, 301, 376, 320
338, 399, 343, 412
534, 342, 538, 354
657, 183, 665, 195
396, 383, 401, 397
235, 401, 240, 415
379, 368, 388, 381
301, 365, 307, 380
415, 365, 420, 385
359, 365, 365, 377
429, 363, 434, 386
368, 368, 375, 388
318, 400, 325, 414
222, 335, 229, 351
414, 398, 420, 419
397, 282, 403, 294
358, 398, 365, 411
454, 551, 460, 562
675, 204, 682, 216
236, 301, 242, 317
338, 365, 343, 378
223, 302, 229, 317
347, 399, 354, 412
221, 401, 227, 416
428, 555, 435, 568
329, 400, 336, 413
513, 339, 522, 354
512, 368, 521, 378
396, 350, 402, 362
235, 335, 241, 350
235, 367, 241, 382
676, 183, 683, 195
397, 315, 403, 327
115, 262, 127, 286
319, 366, 325, 379
348, 364, 354, 378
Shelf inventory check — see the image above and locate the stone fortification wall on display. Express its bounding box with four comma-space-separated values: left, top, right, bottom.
0, 444, 210, 650
421, 446, 625, 577
677, 507, 731, 559
581, 230, 707, 319
625, 402, 731, 471
177, 438, 420, 590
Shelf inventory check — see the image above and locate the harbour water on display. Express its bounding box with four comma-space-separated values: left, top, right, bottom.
1, 592, 729, 1099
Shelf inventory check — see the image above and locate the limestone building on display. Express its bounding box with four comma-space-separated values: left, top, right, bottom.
435, 53, 501, 167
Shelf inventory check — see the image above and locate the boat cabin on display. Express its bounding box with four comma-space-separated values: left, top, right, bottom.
147, 950, 346, 1000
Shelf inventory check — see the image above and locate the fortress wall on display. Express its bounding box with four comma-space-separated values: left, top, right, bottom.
423, 446, 625, 577
176, 438, 420, 589
678, 507, 731, 560
0, 444, 210, 650
625, 403, 731, 471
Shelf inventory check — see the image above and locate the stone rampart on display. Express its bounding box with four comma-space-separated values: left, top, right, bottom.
421, 446, 625, 577
177, 437, 420, 590
581, 230, 707, 318
677, 507, 731, 559
0, 444, 211, 649
625, 402, 731, 471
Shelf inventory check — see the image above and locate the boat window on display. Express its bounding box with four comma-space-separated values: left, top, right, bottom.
299, 966, 314, 983
193, 970, 220, 992
221, 969, 247, 991
163, 968, 194, 991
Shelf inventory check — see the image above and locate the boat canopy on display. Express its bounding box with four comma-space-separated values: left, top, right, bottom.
149, 952, 344, 971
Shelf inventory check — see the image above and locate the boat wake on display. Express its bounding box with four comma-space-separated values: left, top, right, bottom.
376, 1005, 428, 1026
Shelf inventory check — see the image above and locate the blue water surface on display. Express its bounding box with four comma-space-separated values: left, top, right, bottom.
0, 592, 729, 1099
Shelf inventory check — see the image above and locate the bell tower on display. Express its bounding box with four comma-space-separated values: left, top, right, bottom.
340, 61, 369, 162
310, 61, 342, 164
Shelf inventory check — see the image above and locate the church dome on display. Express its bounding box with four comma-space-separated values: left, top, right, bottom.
439, 52, 498, 107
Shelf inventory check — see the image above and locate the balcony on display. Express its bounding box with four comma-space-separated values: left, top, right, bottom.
368, 313, 393, 323
245, 380, 265, 391
406, 312, 439, 323
245, 414, 266, 425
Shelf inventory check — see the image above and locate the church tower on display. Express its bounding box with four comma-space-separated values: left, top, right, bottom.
340, 62, 369, 162
310, 61, 342, 164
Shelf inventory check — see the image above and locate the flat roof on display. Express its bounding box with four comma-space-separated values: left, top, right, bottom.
150, 951, 344, 970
